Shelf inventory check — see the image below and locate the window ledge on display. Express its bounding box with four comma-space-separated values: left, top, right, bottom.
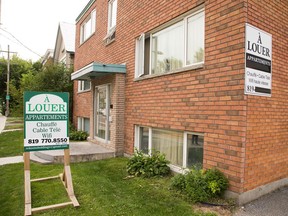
103, 27, 116, 46
169, 164, 189, 174
79, 32, 95, 47
134, 63, 204, 82
77, 89, 91, 94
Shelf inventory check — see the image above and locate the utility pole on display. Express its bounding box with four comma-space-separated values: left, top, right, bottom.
0, 0, 2, 25
6, 45, 10, 116
0, 46, 17, 117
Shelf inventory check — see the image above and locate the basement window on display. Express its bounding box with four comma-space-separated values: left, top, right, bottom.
77, 117, 90, 134
135, 126, 204, 169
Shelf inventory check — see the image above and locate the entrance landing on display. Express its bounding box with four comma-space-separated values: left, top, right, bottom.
31, 142, 115, 164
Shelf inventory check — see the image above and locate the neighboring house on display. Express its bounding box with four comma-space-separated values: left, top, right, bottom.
41, 49, 54, 66
53, 22, 75, 68
71, 0, 288, 205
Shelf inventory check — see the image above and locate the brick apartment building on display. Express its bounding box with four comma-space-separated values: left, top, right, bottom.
71, 0, 288, 204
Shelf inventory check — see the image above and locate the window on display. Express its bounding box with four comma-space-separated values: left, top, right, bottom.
104, 0, 117, 44
80, 9, 96, 43
135, 126, 204, 169
78, 80, 91, 92
108, 0, 117, 32
77, 117, 90, 134
135, 8, 204, 78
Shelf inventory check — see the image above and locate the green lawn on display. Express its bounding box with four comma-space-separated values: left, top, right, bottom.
0, 158, 217, 216
4, 117, 24, 130
0, 129, 224, 215
4, 124, 24, 130
0, 130, 24, 157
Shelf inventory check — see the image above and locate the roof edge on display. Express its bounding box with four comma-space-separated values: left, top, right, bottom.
76, 0, 97, 23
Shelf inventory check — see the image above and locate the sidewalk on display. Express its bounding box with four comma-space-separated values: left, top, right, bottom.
0, 115, 6, 133
0, 115, 24, 165
0, 156, 23, 165
233, 186, 288, 216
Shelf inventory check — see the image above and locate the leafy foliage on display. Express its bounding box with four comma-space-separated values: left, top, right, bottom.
127, 149, 170, 178
171, 166, 229, 202
0, 56, 74, 117
69, 130, 89, 141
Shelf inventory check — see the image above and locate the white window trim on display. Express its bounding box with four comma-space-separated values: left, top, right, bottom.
80, 9, 96, 44
135, 33, 145, 78
77, 117, 90, 133
134, 6, 204, 79
78, 80, 91, 93
107, 0, 117, 33
134, 125, 204, 172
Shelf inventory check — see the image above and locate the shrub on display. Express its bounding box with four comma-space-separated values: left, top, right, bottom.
171, 166, 229, 202
69, 130, 89, 141
127, 149, 170, 178
170, 173, 186, 191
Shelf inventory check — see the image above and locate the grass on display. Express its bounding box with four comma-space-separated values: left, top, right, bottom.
4, 124, 24, 130
0, 128, 226, 215
4, 117, 24, 130
6, 117, 23, 123
0, 130, 24, 157
0, 158, 217, 216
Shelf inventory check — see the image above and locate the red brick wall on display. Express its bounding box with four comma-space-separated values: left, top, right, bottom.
74, 0, 288, 194
72, 81, 91, 128
123, 0, 247, 193
244, 0, 288, 191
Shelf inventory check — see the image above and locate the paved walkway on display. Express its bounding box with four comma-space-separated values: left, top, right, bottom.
233, 186, 288, 216
0, 115, 24, 165
0, 156, 23, 165
0, 115, 6, 133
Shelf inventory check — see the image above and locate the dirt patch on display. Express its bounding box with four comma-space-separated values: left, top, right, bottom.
194, 203, 234, 216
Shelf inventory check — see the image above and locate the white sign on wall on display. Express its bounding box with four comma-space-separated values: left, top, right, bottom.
245, 24, 272, 97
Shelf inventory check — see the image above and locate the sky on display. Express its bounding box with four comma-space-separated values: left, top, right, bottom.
0, 0, 90, 62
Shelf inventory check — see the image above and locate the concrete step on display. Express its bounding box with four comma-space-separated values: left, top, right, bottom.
30, 152, 53, 164
33, 142, 115, 164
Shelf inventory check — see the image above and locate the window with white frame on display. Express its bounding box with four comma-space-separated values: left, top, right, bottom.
135, 126, 204, 169
80, 9, 96, 44
77, 117, 90, 134
135, 8, 204, 78
78, 80, 91, 92
108, 0, 117, 32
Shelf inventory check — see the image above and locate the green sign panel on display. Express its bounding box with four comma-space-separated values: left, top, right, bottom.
24, 92, 69, 152
6, 95, 10, 100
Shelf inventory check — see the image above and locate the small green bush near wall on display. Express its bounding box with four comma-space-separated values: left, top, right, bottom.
171, 166, 229, 203
127, 150, 171, 178
69, 130, 88, 141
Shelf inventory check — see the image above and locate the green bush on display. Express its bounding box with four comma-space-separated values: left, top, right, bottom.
69, 130, 88, 141
127, 149, 170, 178
171, 166, 229, 202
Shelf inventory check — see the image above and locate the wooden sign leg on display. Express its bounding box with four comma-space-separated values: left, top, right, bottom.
62, 149, 79, 207
24, 152, 32, 216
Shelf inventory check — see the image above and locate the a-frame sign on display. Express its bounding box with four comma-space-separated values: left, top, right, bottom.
23, 92, 79, 215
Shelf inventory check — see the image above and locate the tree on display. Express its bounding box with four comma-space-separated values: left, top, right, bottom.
0, 56, 34, 115
9, 63, 73, 117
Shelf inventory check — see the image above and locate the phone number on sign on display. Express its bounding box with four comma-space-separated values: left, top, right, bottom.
27, 138, 68, 144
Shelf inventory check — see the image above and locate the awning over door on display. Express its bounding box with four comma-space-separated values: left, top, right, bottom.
71, 62, 126, 80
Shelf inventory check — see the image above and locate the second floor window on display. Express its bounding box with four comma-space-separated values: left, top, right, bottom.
108, 0, 117, 32
80, 9, 96, 44
135, 8, 204, 78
